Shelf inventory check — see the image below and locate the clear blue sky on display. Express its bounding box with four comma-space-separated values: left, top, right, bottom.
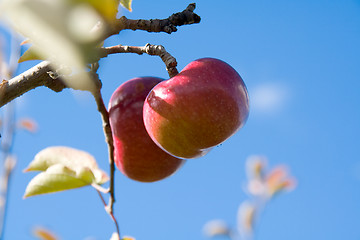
2, 0, 360, 239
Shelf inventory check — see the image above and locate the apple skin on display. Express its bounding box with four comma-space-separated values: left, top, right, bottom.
108, 77, 185, 182
143, 58, 249, 159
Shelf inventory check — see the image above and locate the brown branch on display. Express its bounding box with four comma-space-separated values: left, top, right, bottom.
0, 61, 67, 108
0, 3, 201, 108
101, 43, 179, 78
0, 42, 179, 108
108, 3, 200, 36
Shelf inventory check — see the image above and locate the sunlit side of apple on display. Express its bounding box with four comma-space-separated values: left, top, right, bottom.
143, 58, 249, 159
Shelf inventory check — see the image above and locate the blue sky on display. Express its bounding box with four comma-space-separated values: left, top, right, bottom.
1, 0, 360, 239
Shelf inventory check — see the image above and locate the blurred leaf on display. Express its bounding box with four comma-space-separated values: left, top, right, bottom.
266, 166, 287, 185
247, 179, 266, 196
237, 202, 256, 236
17, 117, 38, 132
2, 0, 107, 91
111, 233, 135, 240
203, 219, 230, 237
18, 46, 42, 63
33, 227, 58, 240
120, 0, 132, 11
266, 165, 296, 196
24, 164, 95, 198
73, 0, 119, 21
20, 38, 31, 45
4, 155, 17, 173
122, 236, 135, 240
246, 155, 267, 180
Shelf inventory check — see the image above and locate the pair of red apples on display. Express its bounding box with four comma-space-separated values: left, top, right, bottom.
108, 58, 249, 182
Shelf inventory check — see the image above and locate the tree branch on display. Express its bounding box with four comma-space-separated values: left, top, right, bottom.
1, 41, 179, 109
100, 43, 178, 78
0, 3, 200, 108
109, 3, 200, 36
0, 61, 67, 108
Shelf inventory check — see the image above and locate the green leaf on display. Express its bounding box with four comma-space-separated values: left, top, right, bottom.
24, 146, 109, 197
120, 0, 132, 12
24, 164, 95, 198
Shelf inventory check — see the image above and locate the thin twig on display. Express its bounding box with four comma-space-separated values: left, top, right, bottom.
96, 189, 121, 238
96, 189, 107, 208
91, 88, 115, 206
91, 183, 109, 194
88, 68, 119, 237
101, 43, 178, 78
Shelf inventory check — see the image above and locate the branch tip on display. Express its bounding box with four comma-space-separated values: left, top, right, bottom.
109, 3, 201, 36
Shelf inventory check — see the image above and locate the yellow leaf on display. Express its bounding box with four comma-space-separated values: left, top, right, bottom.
120, 0, 132, 12
18, 46, 42, 63
73, 0, 119, 21
122, 236, 136, 240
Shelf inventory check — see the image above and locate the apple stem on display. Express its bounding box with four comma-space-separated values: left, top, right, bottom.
100, 43, 179, 78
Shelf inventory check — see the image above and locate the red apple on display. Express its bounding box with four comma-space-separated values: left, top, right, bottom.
143, 58, 249, 159
108, 77, 185, 182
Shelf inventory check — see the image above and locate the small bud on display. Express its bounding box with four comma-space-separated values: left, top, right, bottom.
110, 233, 120, 240
246, 155, 267, 180
4, 155, 16, 173
17, 118, 38, 133
203, 219, 230, 237
265, 166, 296, 197
237, 202, 256, 236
